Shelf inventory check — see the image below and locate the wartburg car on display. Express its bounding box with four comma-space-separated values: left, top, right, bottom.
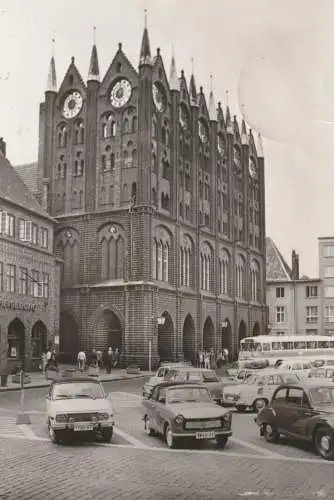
222, 371, 300, 412
142, 381, 233, 449
46, 376, 114, 444
256, 379, 334, 460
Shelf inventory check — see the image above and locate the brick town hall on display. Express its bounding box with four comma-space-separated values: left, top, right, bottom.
22, 26, 267, 368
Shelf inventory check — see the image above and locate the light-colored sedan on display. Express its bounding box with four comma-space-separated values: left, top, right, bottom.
142, 363, 191, 399
222, 371, 300, 412
46, 376, 114, 444
142, 381, 233, 449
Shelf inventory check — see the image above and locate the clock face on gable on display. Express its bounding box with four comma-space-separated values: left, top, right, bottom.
152, 82, 167, 112
110, 79, 132, 108
62, 91, 83, 119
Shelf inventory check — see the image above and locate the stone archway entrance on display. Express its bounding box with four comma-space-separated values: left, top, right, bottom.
59, 312, 80, 362
182, 314, 195, 363
238, 320, 247, 343
7, 318, 25, 364
203, 316, 215, 351
157, 311, 174, 362
252, 322, 260, 336
221, 318, 232, 358
95, 310, 122, 352
31, 321, 47, 359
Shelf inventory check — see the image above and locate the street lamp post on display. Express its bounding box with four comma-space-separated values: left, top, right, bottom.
149, 315, 165, 372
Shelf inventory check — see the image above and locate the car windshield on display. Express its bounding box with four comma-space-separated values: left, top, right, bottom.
166, 387, 211, 404
310, 387, 334, 405
52, 382, 105, 400
202, 371, 219, 382
326, 360, 334, 366
280, 374, 299, 384
244, 375, 259, 385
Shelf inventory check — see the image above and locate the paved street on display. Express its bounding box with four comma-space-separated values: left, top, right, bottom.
0, 377, 333, 499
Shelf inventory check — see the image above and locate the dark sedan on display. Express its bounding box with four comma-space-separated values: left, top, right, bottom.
255, 379, 334, 460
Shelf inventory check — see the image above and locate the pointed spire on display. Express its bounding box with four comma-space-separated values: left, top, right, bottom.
46, 38, 57, 92
241, 119, 248, 145
169, 46, 179, 91
257, 131, 264, 157
88, 27, 100, 82
217, 101, 225, 124
139, 9, 152, 66
189, 60, 198, 107
208, 75, 217, 121
226, 105, 233, 134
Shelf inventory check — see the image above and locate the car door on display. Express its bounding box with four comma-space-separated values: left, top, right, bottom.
147, 386, 159, 430
282, 387, 311, 437
266, 387, 289, 430
154, 387, 168, 434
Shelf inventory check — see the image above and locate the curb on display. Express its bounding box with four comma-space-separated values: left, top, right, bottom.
0, 374, 147, 392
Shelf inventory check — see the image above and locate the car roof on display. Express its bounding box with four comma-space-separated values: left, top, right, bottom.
280, 379, 334, 390
51, 377, 101, 384
169, 367, 214, 373
153, 381, 207, 390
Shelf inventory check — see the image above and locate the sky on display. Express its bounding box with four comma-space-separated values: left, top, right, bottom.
1, 0, 334, 278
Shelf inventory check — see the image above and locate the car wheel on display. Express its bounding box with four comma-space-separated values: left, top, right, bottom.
263, 424, 280, 443
48, 421, 61, 444
165, 424, 177, 449
253, 398, 268, 413
216, 435, 228, 449
100, 428, 113, 443
315, 427, 334, 461
144, 416, 154, 436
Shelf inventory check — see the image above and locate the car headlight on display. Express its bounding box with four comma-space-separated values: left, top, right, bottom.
174, 414, 185, 425
55, 414, 68, 422
97, 412, 110, 420
223, 412, 232, 422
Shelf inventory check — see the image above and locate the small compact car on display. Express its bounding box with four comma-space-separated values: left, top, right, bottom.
256, 379, 334, 460
165, 367, 238, 405
142, 363, 191, 399
142, 381, 233, 449
222, 371, 300, 412
46, 376, 114, 444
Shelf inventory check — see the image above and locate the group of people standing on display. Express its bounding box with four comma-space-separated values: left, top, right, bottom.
196, 348, 229, 370
77, 347, 120, 374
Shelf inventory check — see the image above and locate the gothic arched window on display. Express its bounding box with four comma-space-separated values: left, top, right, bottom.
200, 243, 213, 292
152, 226, 172, 283
99, 228, 125, 281
236, 254, 246, 300
180, 235, 193, 288
250, 260, 260, 302
219, 249, 230, 296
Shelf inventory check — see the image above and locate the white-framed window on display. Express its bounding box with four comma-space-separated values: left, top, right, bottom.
4, 213, 15, 237
324, 266, 334, 278
30, 269, 40, 297
41, 273, 49, 298
325, 286, 334, 298
306, 306, 318, 323
276, 287, 284, 298
6, 264, 16, 293
32, 224, 38, 245
40, 228, 48, 248
19, 267, 28, 295
162, 243, 169, 282
324, 305, 334, 323
324, 245, 334, 257
306, 285, 318, 298
18, 219, 32, 242
276, 306, 285, 323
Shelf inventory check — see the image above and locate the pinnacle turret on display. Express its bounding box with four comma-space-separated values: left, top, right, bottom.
46, 39, 57, 92
226, 106, 233, 134
139, 13, 152, 67
88, 43, 100, 82
257, 131, 264, 157
241, 119, 248, 145
208, 76, 217, 121
189, 73, 198, 107
169, 54, 179, 91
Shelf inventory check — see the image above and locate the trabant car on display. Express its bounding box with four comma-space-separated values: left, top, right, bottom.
222, 371, 300, 412
142, 363, 191, 399
165, 367, 238, 405
46, 376, 114, 444
256, 379, 334, 460
142, 381, 233, 449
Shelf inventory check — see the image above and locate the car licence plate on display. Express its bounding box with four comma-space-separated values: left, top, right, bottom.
195, 431, 215, 440
73, 423, 94, 432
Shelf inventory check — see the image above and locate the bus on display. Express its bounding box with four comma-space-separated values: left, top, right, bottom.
238, 335, 334, 366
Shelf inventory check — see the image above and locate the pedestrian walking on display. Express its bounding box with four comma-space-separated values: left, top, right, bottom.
113, 347, 119, 368
90, 349, 97, 367
96, 349, 103, 369
77, 350, 86, 371
105, 347, 113, 374
199, 350, 204, 369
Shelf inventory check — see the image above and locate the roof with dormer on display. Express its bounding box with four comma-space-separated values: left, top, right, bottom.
0, 153, 52, 221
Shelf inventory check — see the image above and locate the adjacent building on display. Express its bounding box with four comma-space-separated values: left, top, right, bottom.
0, 139, 60, 372
266, 237, 321, 336
318, 237, 334, 336
16, 27, 267, 368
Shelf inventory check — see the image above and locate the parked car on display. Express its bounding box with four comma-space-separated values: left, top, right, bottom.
275, 359, 312, 377
142, 381, 233, 449
222, 370, 300, 412
142, 363, 191, 399
165, 367, 238, 405
308, 367, 334, 380
46, 376, 114, 445
255, 379, 334, 460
